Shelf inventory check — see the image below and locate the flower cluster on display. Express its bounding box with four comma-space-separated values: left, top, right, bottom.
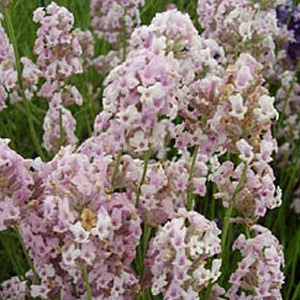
91, 0, 144, 45
210, 158, 282, 219
197, 0, 284, 73
0, 276, 27, 299
129, 9, 225, 81
92, 8, 282, 224
23, 2, 91, 153
94, 47, 181, 158
91, 0, 144, 73
42, 94, 78, 153
195, 53, 282, 218
227, 225, 285, 299
0, 138, 34, 231
0, 13, 18, 111
144, 209, 221, 299
16, 146, 142, 299
114, 150, 209, 225
32, 2, 84, 100
94, 9, 226, 159
73, 28, 95, 68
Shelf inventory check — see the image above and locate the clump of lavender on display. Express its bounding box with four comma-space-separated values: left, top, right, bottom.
0, 13, 18, 111
17, 146, 142, 298
94, 47, 181, 159
24, 2, 93, 153
42, 94, 78, 153
91, 0, 145, 73
0, 277, 27, 299
197, 0, 285, 74
227, 225, 285, 299
91, 0, 144, 45
144, 208, 222, 298
32, 2, 84, 100
111, 150, 209, 225
0, 138, 34, 231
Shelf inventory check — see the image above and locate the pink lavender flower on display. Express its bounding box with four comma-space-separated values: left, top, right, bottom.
210, 153, 281, 219
0, 13, 18, 111
33, 2, 84, 99
97, 9, 226, 158
202, 53, 278, 156
73, 28, 94, 68
197, 0, 285, 73
30, 2, 89, 152
42, 95, 78, 153
113, 150, 209, 224
17, 146, 142, 298
91, 0, 144, 45
129, 9, 225, 78
227, 225, 285, 299
128, 10, 227, 155
93, 50, 122, 75
144, 208, 221, 298
0, 276, 27, 299
94, 47, 181, 158
91, 0, 144, 73
0, 138, 34, 231
20, 57, 42, 100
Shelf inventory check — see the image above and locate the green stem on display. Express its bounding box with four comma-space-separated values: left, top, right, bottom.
142, 224, 152, 258
221, 164, 248, 249
134, 140, 152, 275
210, 184, 217, 219
4, 8, 46, 160
204, 286, 212, 300
134, 224, 153, 276
245, 226, 251, 239
56, 290, 61, 300
85, 111, 93, 137
14, 226, 40, 284
187, 146, 199, 211
220, 164, 248, 281
286, 227, 300, 299
292, 283, 300, 300
1, 115, 17, 150
81, 265, 92, 300
25, 101, 46, 160
111, 149, 123, 190
59, 108, 64, 148
274, 159, 299, 231
287, 2, 296, 26
3, 9, 22, 86
122, 12, 127, 61
178, 0, 185, 11
135, 146, 151, 208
